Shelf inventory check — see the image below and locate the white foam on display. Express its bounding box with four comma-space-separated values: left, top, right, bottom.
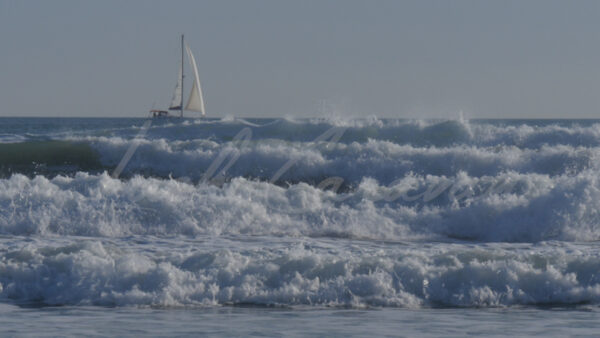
0, 134, 26, 144
1, 170, 600, 242
66, 134, 599, 183
1, 238, 599, 307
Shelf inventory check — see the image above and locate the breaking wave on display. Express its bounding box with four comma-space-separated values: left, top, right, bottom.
1, 171, 600, 242
1, 238, 599, 307
2, 117, 600, 308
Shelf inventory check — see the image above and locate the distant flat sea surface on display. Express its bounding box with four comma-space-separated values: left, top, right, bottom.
1, 117, 600, 336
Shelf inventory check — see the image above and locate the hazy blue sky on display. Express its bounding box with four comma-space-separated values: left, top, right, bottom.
1, 0, 600, 118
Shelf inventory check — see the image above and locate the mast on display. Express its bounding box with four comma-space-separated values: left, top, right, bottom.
180, 34, 184, 118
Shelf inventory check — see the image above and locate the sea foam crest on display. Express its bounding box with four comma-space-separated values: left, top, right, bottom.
72, 135, 597, 183
1, 239, 599, 307
1, 171, 600, 242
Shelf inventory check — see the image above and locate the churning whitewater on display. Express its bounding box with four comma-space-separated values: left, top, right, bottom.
1, 117, 600, 308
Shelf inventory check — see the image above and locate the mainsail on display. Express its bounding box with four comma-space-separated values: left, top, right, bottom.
168, 64, 183, 110
184, 44, 206, 116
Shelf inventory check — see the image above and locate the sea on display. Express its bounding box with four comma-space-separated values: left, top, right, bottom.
1, 116, 600, 336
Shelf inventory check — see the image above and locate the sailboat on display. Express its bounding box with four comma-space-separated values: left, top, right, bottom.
151, 35, 206, 118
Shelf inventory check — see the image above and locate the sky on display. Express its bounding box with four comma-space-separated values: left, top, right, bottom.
1, 0, 600, 118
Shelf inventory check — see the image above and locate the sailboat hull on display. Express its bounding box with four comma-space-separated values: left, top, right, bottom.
150, 110, 181, 118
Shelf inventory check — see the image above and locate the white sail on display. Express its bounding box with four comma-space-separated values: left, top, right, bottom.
184, 44, 206, 116
168, 63, 183, 110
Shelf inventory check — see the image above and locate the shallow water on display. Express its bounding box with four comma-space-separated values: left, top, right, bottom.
2, 304, 599, 337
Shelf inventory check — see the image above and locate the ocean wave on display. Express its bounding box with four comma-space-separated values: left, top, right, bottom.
3, 117, 600, 310
86, 136, 597, 182
6, 117, 600, 146
2, 132, 596, 182
1, 171, 600, 242
0, 141, 103, 177
0, 134, 27, 144
1, 238, 599, 308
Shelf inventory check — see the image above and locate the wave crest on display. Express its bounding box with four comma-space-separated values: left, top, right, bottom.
1, 172, 600, 242
1, 239, 599, 308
